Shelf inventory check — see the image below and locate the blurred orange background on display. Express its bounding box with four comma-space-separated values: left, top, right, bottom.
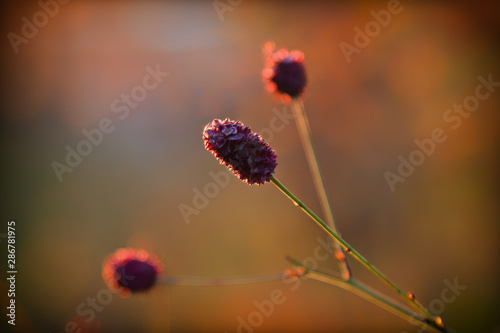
0, 1, 499, 333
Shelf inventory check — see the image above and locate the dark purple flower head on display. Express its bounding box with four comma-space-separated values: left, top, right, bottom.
262, 41, 307, 104
102, 248, 163, 297
203, 118, 278, 185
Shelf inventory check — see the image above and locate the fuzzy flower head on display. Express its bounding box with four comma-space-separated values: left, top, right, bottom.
203, 118, 278, 185
102, 248, 163, 297
262, 40, 307, 104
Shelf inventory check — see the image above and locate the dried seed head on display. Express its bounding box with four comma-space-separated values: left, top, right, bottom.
203, 118, 278, 185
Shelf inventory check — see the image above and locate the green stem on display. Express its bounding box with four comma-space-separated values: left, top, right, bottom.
290, 98, 351, 280
286, 257, 453, 333
271, 175, 435, 320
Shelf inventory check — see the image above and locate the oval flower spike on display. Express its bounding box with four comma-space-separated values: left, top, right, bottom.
102, 248, 163, 297
203, 118, 278, 185
262, 40, 307, 104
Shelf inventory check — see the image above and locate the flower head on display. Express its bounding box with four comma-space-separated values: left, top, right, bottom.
203, 118, 277, 185
262, 41, 307, 104
102, 248, 163, 297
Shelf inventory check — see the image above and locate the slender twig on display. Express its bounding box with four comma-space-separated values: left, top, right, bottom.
290, 99, 352, 280
157, 262, 451, 332
158, 272, 287, 287
271, 175, 435, 321
286, 256, 453, 333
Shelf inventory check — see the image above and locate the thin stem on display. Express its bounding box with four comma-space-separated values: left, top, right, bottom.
271, 175, 435, 320
290, 98, 352, 280
158, 272, 287, 287
286, 257, 452, 333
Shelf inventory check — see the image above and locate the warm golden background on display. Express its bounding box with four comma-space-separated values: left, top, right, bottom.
1, 1, 499, 332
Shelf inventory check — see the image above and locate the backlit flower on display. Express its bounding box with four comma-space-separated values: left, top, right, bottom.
102, 248, 163, 297
262, 40, 307, 104
203, 118, 277, 185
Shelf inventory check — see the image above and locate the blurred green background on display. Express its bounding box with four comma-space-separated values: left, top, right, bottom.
0, 1, 499, 332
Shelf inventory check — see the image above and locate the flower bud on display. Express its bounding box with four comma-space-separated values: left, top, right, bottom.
262, 40, 307, 104
102, 248, 163, 296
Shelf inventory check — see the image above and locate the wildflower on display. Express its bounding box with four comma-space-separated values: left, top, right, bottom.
203, 118, 277, 185
262, 40, 307, 104
102, 248, 163, 296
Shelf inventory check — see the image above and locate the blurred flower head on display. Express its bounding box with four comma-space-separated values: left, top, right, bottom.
262, 40, 307, 104
203, 118, 278, 185
102, 248, 163, 297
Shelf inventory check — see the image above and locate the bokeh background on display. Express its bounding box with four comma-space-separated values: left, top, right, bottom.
1, 1, 499, 332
